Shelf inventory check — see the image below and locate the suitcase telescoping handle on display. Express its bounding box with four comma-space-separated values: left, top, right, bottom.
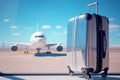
88, 2, 99, 14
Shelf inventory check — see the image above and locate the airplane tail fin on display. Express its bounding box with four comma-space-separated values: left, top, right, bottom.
37, 22, 39, 32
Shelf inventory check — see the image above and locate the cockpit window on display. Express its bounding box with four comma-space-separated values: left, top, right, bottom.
35, 35, 44, 38
38, 36, 41, 37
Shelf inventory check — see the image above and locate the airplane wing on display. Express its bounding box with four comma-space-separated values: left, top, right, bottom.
0, 42, 30, 47
46, 43, 64, 52
46, 44, 57, 47
0, 42, 31, 51
46, 43, 64, 47
15, 43, 31, 47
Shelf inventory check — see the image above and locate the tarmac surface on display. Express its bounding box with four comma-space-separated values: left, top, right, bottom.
0, 75, 120, 80
0, 52, 68, 73
0, 51, 120, 80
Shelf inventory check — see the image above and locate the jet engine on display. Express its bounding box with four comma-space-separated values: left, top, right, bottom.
11, 46, 18, 51
56, 44, 63, 52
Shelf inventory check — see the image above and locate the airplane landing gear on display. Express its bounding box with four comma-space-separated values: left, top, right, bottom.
36, 48, 41, 53
24, 48, 29, 54
47, 47, 51, 54
24, 51, 29, 54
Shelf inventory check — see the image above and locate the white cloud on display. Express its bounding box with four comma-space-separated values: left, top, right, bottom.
13, 33, 20, 36
10, 25, 18, 29
53, 31, 67, 35
63, 31, 67, 34
109, 18, 115, 21
56, 25, 62, 29
109, 29, 119, 32
109, 24, 120, 32
109, 24, 119, 29
24, 26, 33, 30
110, 44, 120, 49
42, 25, 51, 29
3, 19, 10, 22
53, 32, 63, 35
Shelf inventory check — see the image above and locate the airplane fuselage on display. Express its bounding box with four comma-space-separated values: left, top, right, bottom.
30, 32, 46, 49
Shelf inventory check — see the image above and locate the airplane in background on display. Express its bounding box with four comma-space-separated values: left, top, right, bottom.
1, 23, 63, 53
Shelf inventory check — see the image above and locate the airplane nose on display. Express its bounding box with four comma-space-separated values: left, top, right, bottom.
39, 39, 41, 42
38, 39, 43, 42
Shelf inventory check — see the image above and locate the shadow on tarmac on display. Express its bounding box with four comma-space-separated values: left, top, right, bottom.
92, 76, 120, 80
35, 52, 67, 57
1, 76, 24, 80
79, 75, 120, 80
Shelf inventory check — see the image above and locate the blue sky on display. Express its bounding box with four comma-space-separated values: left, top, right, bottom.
0, 0, 120, 48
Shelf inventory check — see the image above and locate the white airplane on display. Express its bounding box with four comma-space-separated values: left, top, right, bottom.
2, 23, 63, 53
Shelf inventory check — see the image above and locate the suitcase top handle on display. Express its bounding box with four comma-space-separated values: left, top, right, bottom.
88, 2, 99, 14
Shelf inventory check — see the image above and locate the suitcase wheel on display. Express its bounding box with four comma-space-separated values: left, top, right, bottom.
67, 66, 74, 76
81, 68, 91, 79
69, 71, 74, 76
101, 72, 107, 78
84, 73, 91, 79
101, 67, 109, 78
